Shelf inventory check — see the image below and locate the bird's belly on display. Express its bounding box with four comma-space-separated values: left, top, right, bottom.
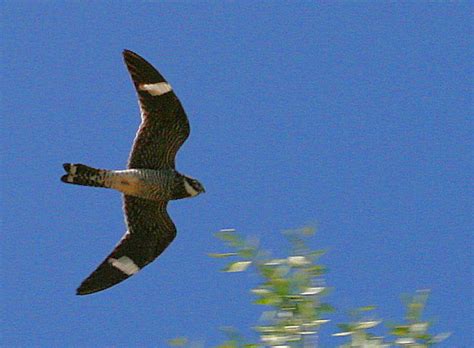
111, 174, 144, 196
109, 169, 170, 200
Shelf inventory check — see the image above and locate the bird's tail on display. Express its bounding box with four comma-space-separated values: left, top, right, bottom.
61, 163, 111, 188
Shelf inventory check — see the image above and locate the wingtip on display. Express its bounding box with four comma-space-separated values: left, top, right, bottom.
76, 283, 87, 295
76, 283, 101, 296
121, 49, 167, 86
123, 49, 139, 61
76, 288, 94, 296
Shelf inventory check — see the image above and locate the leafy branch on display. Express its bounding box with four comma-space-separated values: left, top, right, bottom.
168, 227, 449, 347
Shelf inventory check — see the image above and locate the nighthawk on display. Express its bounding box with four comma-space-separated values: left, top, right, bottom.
61, 50, 205, 295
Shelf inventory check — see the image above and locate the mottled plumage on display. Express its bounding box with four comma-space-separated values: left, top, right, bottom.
124, 49, 190, 170
61, 50, 205, 295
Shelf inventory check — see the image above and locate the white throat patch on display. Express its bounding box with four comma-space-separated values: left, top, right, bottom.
108, 256, 139, 275
184, 179, 199, 197
139, 82, 172, 96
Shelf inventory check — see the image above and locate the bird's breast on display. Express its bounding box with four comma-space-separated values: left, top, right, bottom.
109, 170, 147, 196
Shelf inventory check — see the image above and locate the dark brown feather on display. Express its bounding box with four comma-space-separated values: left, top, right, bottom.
123, 50, 190, 170
76, 196, 176, 295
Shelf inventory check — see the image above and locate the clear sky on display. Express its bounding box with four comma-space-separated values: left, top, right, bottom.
1, 2, 471, 347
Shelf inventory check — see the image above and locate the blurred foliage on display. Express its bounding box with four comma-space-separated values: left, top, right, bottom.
334, 290, 450, 347
169, 227, 449, 347
168, 337, 189, 346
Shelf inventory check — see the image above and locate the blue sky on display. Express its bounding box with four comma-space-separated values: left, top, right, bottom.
1, 2, 471, 347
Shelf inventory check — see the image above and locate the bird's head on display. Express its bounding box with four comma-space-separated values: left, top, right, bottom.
183, 176, 205, 197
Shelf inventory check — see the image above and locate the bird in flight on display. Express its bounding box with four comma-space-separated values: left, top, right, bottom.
61, 50, 205, 295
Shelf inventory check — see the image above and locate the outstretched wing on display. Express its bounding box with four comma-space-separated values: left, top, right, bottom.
76, 196, 177, 295
123, 49, 190, 170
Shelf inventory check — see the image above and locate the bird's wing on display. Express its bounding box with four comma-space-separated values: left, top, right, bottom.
123, 49, 190, 170
76, 196, 176, 295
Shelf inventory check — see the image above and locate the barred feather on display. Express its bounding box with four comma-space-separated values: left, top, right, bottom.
61, 163, 110, 188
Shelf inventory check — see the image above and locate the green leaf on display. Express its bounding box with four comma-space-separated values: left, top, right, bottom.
308, 249, 326, 258
390, 325, 410, 336
208, 252, 238, 258
215, 230, 245, 248
167, 337, 188, 346
272, 279, 290, 296
223, 261, 252, 272
254, 295, 280, 306
238, 247, 256, 259
337, 323, 354, 332
305, 265, 327, 276
215, 231, 237, 241
358, 305, 376, 312
415, 333, 432, 341
217, 344, 237, 348
318, 303, 336, 313
260, 266, 276, 279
